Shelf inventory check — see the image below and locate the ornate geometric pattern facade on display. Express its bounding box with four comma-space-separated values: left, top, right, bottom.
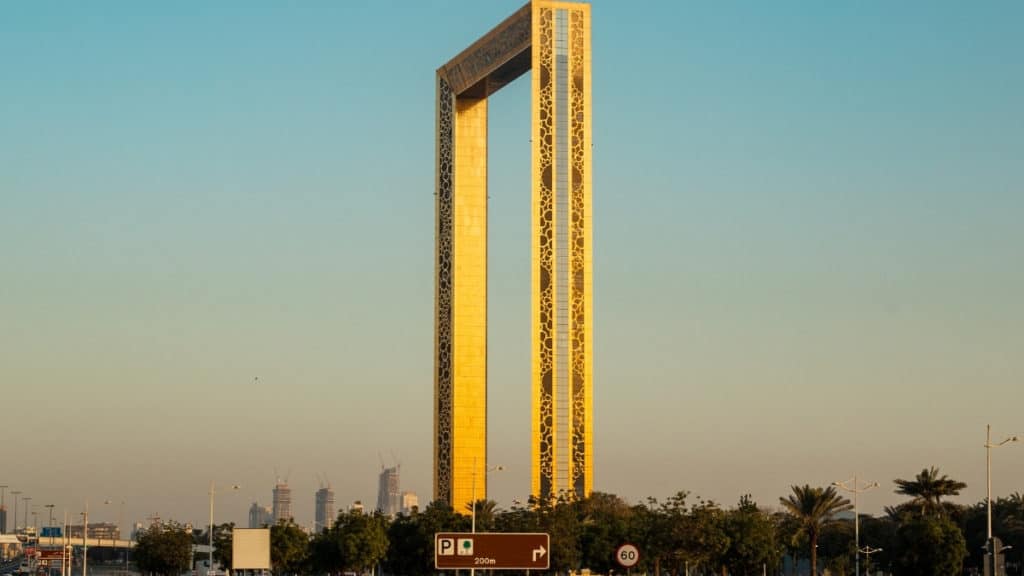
435, 0, 592, 511
434, 75, 454, 506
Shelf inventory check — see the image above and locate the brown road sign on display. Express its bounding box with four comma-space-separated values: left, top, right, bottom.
435, 532, 550, 570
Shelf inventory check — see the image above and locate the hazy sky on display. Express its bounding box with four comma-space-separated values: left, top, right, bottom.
2, 0, 1022, 534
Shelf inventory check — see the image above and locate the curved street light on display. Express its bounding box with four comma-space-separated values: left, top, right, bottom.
471, 462, 505, 533
103, 499, 127, 569
985, 424, 1019, 541
209, 482, 240, 576
859, 546, 883, 575
833, 476, 878, 576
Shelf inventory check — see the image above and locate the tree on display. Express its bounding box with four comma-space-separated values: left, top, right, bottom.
653, 491, 693, 576
894, 467, 967, 516
678, 498, 730, 574
538, 493, 582, 573
858, 515, 897, 575
271, 519, 309, 575
134, 521, 194, 576
629, 499, 670, 576
817, 521, 854, 576
211, 522, 234, 571
495, 499, 540, 534
721, 496, 779, 576
331, 510, 389, 574
466, 499, 498, 532
893, 513, 966, 575
578, 492, 632, 573
778, 485, 852, 575
774, 511, 807, 576
383, 501, 466, 576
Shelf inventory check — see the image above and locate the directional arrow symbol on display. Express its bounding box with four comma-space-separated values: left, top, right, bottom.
532, 545, 547, 562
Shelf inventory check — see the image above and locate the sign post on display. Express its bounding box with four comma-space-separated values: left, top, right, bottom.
435, 533, 550, 571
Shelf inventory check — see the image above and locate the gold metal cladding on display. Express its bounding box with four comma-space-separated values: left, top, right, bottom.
435, 0, 592, 509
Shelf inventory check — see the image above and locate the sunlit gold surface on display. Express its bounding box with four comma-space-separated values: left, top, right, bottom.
451, 97, 489, 512
436, 0, 592, 510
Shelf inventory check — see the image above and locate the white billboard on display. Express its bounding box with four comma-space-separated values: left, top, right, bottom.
232, 528, 271, 570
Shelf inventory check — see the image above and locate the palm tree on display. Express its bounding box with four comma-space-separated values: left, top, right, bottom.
466, 498, 498, 531
894, 466, 967, 515
779, 485, 852, 575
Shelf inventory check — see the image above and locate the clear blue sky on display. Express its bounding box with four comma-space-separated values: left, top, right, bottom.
2, 0, 1022, 532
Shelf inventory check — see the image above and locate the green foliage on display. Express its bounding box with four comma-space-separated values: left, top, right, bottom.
214, 480, 989, 576
494, 499, 540, 533
467, 499, 498, 531
778, 484, 853, 575
858, 515, 898, 573
894, 466, 967, 516
957, 495, 1024, 573
270, 519, 310, 575
134, 521, 194, 576
721, 496, 779, 576
893, 513, 966, 576
578, 492, 632, 573
382, 501, 466, 576
817, 521, 854, 576
317, 510, 389, 574
681, 498, 730, 572
628, 499, 668, 575
537, 492, 583, 572
211, 522, 234, 570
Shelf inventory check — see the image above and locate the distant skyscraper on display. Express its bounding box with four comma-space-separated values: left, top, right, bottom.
376, 466, 400, 517
0, 507, 6, 534
314, 485, 335, 532
401, 492, 419, 515
248, 502, 272, 528
272, 481, 292, 524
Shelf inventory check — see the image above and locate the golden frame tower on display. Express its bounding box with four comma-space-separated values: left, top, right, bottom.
434, 0, 592, 510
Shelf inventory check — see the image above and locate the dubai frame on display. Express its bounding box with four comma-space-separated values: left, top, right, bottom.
434, 0, 592, 510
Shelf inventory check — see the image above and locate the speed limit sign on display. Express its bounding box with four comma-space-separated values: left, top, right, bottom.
615, 544, 640, 568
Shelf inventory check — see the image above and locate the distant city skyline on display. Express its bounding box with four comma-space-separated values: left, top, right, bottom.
271, 481, 292, 526
376, 466, 400, 518
1, 0, 1021, 531
314, 484, 334, 532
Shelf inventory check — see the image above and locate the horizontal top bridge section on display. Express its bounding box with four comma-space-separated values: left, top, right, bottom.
438, 2, 532, 98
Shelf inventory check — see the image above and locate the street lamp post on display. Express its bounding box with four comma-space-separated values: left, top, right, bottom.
470, 460, 504, 576
112, 500, 126, 572
83, 501, 90, 576
985, 424, 1019, 541
985, 423, 1019, 576
63, 509, 69, 576
102, 500, 124, 548
833, 476, 878, 576
1, 485, 7, 534
11, 491, 21, 533
470, 461, 505, 534
22, 497, 32, 535
859, 546, 882, 575
209, 482, 240, 576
